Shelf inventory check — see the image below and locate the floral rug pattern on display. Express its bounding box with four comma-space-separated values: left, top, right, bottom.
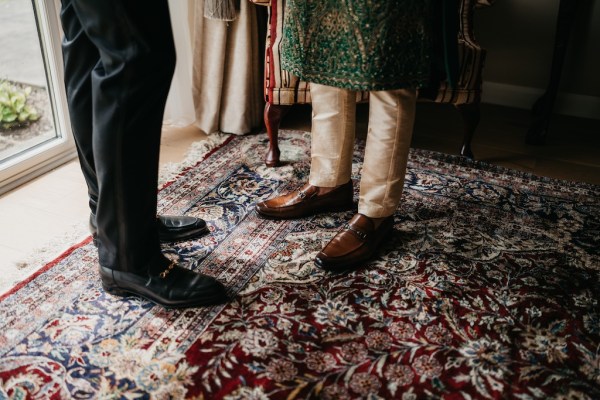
0, 130, 599, 399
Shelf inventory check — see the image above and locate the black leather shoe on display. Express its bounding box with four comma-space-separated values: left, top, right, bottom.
90, 214, 209, 244
99, 257, 229, 308
155, 215, 209, 242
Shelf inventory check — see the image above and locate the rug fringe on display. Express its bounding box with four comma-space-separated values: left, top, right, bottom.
158, 133, 230, 187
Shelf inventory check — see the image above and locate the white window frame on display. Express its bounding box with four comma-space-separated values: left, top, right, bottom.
0, 0, 76, 196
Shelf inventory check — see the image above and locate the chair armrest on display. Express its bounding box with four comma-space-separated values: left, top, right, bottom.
248, 0, 270, 6
476, 0, 495, 8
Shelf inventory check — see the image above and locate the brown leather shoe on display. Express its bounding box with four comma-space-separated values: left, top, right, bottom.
315, 213, 394, 271
255, 180, 354, 219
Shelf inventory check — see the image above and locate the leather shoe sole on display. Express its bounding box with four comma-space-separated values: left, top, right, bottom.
315, 214, 394, 271
255, 180, 354, 220
100, 259, 229, 308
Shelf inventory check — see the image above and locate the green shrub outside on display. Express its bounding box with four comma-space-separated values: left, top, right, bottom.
0, 80, 40, 129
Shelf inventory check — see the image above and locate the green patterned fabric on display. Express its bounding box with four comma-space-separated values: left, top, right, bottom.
281, 0, 435, 91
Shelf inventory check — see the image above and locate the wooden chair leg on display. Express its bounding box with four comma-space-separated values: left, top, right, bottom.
526, 0, 579, 145
455, 102, 480, 160
264, 102, 291, 167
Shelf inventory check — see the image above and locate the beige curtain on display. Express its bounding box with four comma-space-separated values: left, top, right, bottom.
164, 0, 196, 126
190, 0, 264, 135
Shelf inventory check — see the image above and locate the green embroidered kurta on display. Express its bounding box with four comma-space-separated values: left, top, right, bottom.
281, 0, 436, 91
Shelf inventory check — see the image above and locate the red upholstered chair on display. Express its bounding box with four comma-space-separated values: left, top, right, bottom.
251, 0, 494, 167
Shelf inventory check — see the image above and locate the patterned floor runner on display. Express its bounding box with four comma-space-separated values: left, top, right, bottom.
1, 130, 599, 399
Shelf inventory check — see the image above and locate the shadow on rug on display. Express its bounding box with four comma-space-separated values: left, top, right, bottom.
1, 130, 599, 399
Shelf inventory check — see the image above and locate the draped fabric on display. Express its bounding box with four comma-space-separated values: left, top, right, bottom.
191, 0, 264, 135
204, 0, 238, 21
163, 0, 196, 126
163, 0, 264, 135
281, 0, 435, 91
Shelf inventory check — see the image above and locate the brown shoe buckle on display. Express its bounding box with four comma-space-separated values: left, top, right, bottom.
159, 260, 176, 279
344, 224, 367, 241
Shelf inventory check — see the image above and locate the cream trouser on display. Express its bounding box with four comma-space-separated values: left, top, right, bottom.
308, 82, 417, 218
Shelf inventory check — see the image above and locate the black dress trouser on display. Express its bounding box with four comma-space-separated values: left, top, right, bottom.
60, 0, 176, 271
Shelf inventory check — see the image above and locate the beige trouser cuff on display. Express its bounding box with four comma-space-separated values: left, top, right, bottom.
308, 82, 356, 187
358, 88, 416, 218
308, 83, 416, 218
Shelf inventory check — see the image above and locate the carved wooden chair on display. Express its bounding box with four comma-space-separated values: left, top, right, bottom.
251, 0, 493, 167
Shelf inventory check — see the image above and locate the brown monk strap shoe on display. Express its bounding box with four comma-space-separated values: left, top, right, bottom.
255, 180, 354, 219
315, 213, 394, 271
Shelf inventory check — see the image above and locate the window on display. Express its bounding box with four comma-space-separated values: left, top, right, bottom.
0, 0, 75, 196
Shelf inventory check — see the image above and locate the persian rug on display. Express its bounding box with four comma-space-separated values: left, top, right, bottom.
0, 130, 599, 399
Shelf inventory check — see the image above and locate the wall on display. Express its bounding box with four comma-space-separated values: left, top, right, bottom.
476, 0, 600, 119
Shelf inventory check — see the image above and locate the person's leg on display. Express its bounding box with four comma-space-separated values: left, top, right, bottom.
358, 88, 417, 219
60, 0, 209, 244
308, 82, 356, 188
61, 0, 227, 307
255, 82, 355, 219
67, 0, 172, 271
316, 88, 417, 271
60, 0, 99, 213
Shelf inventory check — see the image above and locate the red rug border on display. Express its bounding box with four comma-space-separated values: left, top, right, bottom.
0, 236, 93, 302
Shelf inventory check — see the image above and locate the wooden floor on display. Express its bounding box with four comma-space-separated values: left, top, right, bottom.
281, 102, 600, 185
